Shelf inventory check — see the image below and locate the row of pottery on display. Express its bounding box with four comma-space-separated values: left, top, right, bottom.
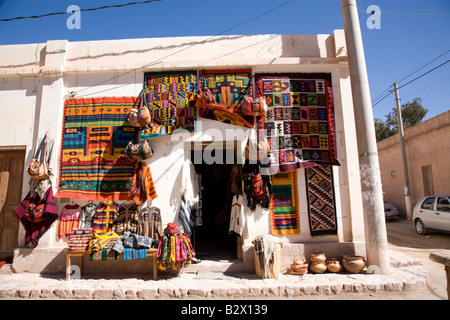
288, 254, 366, 275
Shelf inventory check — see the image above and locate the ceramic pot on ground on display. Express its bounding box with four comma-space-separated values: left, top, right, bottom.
309, 253, 326, 263
326, 258, 343, 273
342, 255, 366, 273
290, 263, 309, 274
309, 261, 327, 274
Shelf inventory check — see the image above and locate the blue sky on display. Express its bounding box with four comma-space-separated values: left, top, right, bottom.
0, 0, 449, 121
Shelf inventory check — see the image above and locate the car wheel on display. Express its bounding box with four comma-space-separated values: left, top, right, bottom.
414, 218, 428, 235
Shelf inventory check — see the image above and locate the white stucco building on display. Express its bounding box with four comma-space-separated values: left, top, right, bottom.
0, 31, 367, 274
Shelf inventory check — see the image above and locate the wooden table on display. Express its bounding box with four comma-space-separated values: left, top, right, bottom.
66, 248, 158, 281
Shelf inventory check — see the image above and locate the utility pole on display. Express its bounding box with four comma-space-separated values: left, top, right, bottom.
393, 82, 412, 220
341, 0, 390, 274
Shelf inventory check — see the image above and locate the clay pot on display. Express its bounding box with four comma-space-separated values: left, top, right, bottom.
290, 263, 309, 274
309, 261, 327, 274
342, 256, 366, 274
293, 256, 305, 265
326, 258, 343, 273
309, 253, 326, 263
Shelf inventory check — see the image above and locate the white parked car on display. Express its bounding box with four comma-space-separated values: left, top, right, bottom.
384, 202, 399, 221
412, 195, 450, 235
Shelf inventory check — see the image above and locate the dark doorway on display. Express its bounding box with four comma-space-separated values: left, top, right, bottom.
191, 149, 238, 261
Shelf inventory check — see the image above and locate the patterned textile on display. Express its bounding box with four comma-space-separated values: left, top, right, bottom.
92, 201, 118, 234
141, 71, 197, 138
112, 231, 155, 253
67, 227, 93, 250
199, 69, 254, 128
256, 73, 339, 173
111, 202, 139, 236
122, 248, 147, 260
156, 233, 195, 272
58, 204, 81, 239
270, 171, 300, 235
305, 165, 337, 236
89, 248, 118, 261
137, 206, 163, 240
14, 187, 59, 247
78, 203, 97, 229
56, 97, 139, 200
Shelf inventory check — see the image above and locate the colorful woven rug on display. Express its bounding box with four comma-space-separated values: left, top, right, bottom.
199, 69, 254, 128
141, 71, 197, 138
256, 73, 339, 173
56, 97, 139, 201
270, 171, 300, 235
305, 165, 337, 236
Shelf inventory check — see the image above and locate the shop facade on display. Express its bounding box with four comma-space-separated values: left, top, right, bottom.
0, 31, 367, 274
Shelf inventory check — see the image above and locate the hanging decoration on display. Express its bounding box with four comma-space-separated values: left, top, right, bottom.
140, 71, 197, 139
198, 69, 254, 128
270, 171, 300, 235
256, 73, 339, 173
305, 165, 337, 236
56, 97, 139, 200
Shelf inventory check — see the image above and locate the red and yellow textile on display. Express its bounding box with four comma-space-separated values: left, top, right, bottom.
270, 171, 300, 235
56, 97, 139, 200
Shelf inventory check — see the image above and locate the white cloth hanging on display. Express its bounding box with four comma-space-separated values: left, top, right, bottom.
229, 195, 245, 236
180, 159, 199, 207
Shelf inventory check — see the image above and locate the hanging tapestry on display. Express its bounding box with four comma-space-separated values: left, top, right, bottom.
256, 73, 339, 173
305, 165, 337, 236
56, 97, 139, 201
270, 171, 300, 235
199, 69, 254, 128
140, 71, 197, 139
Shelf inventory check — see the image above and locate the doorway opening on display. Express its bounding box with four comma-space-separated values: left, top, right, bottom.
189, 142, 239, 261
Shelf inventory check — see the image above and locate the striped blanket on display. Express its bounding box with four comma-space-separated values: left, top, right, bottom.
122, 248, 147, 260
56, 97, 139, 201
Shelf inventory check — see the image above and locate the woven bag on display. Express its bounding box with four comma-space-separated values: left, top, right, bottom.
27, 135, 51, 180
128, 90, 151, 127
242, 96, 268, 116
123, 140, 153, 162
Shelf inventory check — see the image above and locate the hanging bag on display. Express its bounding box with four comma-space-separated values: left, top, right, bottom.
194, 75, 215, 109
251, 173, 268, 200
128, 89, 151, 127
123, 139, 153, 161
27, 134, 51, 180
242, 79, 267, 116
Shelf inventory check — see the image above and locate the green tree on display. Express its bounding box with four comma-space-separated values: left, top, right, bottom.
374, 97, 428, 141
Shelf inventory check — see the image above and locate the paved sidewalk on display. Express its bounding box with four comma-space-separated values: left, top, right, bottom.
0, 249, 435, 300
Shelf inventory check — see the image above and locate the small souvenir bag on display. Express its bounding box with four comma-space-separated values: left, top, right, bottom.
242, 96, 268, 116
123, 139, 153, 161
242, 80, 267, 116
128, 90, 151, 127
27, 134, 51, 180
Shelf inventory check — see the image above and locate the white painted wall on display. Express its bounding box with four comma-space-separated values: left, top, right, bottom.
0, 32, 365, 257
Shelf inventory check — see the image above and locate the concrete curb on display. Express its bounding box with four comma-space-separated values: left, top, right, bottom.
0, 261, 428, 300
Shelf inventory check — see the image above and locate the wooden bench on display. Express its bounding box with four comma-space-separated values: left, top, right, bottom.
66, 248, 158, 281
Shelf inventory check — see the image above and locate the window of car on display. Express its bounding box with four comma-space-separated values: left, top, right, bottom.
437, 197, 450, 212
421, 197, 435, 210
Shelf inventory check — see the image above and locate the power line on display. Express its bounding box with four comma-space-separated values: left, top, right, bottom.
75, 0, 294, 97
371, 49, 450, 106
402, 74, 450, 99
0, 0, 161, 22
397, 59, 450, 90
397, 50, 450, 84
380, 11, 450, 16
372, 59, 449, 108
